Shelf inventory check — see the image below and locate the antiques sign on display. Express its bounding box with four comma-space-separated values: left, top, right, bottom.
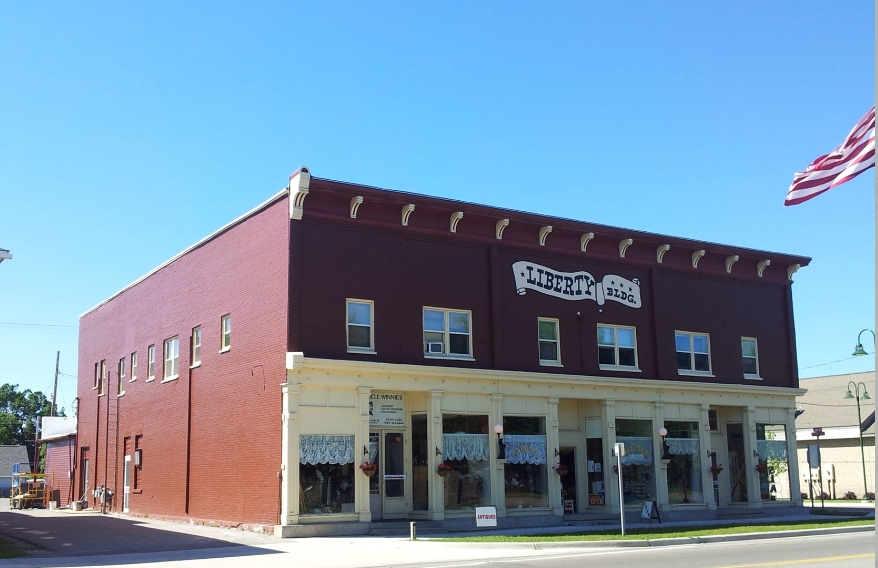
512, 261, 642, 308
475, 506, 498, 527
369, 393, 405, 427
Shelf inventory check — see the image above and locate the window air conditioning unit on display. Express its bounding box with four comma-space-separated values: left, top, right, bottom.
134, 449, 142, 467
425, 342, 445, 354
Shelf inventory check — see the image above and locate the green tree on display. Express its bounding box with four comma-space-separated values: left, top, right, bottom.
0, 384, 61, 467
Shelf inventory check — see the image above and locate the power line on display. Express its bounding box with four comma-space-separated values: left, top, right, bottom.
0, 322, 77, 330
798, 354, 871, 371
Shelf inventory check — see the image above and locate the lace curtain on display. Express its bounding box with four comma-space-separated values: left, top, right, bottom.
757, 440, 788, 461
300, 435, 355, 465
666, 438, 700, 456
503, 435, 547, 465
617, 436, 653, 466
443, 433, 490, 461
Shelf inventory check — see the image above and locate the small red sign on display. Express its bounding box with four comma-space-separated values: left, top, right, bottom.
811, 428, 824, 437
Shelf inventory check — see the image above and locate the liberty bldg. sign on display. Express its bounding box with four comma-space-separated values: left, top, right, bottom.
512, 261, 642, 308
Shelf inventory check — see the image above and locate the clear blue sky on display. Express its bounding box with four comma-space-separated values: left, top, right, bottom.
1, 2, 874, 414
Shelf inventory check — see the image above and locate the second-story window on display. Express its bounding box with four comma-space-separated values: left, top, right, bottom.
164, 337, 179, 380
597, 325, 638, 369
99, 360, 106, 395
347, 299, 375, 353
118, 358, 125, 395
191, 326, 202, 367
147, 345, 156, 381
538, 318, 560, 365
676, 331, 711, 374
130, 352, 137, 382
742, 337, 760, 378
221, 315, 231, 352
423, 308, 472, 359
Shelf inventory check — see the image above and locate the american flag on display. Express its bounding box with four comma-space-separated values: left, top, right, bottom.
784, 106, 875, 206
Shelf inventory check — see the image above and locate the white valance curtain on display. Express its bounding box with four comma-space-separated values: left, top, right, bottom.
300, 435, 355, 465
617, 436, 653, 466
757, 440, 788, 461
666, 438, 701, 456
503, 435, 547, 465
443, 433, 490, 461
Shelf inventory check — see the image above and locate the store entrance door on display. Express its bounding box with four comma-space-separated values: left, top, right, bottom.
368, 431, 408, 520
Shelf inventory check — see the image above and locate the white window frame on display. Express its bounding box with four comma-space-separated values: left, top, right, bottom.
93, 362, 99, 390
130, 352, 137, 382
597, 324, 640, 371
98, 360, 106, 396
163, 337, 179, 382
346, 299, 375, 354
741, 337, 761, 380
423, 307, 474, 361
191, 326, 202, 368
147, 345, 156, 381
537, 318, 561, 366
220, 314, 231, 353
118, 358, 126, 396
675, 331, 713, 376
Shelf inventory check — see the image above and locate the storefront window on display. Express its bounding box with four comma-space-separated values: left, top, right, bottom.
442, 414, 491, 510
299, 435, 355, 514
503, 416, 548, 509
663, 421, 703, 504
615, 419, 656, 506
756, 424, 790, 501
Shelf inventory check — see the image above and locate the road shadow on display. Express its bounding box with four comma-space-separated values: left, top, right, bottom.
0, 510, 280, 566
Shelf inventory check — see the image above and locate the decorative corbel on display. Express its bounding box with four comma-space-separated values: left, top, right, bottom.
288, 167, 311, 220
656, 244, 670, 264
757, 259, 771, 277
349, 196, 363, 219
580, 232, 594, 252
691, 250, 705, 268
539, 225, 553, 247
619, 238, 633, 258
495, 219, 509, 240
450, 211, 464, 233
725, 255, 739, 273
787, 263, 800, 281
401, 204, 415, 226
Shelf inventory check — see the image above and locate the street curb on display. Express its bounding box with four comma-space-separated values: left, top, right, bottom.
423, 524, 875, 549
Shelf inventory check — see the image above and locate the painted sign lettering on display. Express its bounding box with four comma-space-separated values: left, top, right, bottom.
512, 261, 642, 308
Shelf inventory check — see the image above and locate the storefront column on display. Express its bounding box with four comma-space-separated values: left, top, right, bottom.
653, 402, 669, 510
278, 383, 300, 531
602, 399, 618, 511
699, 403, 717, 510
357, 387, 372, 522
547, 397, 562, 516
784, 407, 803, 506
491, 393, 506, 517
742, 405, 762, 508
428, 390, 445, 521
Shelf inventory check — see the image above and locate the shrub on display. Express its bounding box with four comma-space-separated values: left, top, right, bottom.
842, 491, 858, 500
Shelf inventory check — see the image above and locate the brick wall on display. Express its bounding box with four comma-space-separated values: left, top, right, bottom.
77, 196, 289, 527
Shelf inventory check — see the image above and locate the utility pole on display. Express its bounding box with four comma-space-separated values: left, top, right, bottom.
51, 351, 59, 417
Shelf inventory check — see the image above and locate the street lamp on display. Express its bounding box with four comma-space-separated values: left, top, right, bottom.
844, 381, 872, 500
0, 248, 11, 264
851, 329, 874, 357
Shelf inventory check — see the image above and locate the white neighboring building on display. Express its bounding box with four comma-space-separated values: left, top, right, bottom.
795, 372, 875, 499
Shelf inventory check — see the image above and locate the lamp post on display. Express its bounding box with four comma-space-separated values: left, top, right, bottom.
851, 329, 875, 357
844, 381, 872, 500
494, 424, 505, 461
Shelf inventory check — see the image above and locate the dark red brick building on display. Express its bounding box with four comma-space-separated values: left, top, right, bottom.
77, 168, 810, 535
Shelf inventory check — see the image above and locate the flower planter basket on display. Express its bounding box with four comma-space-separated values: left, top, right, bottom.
709, 466, 724, 476
555, 467, 569, 477
437, 469, 449, 478
363, 468, 377, 477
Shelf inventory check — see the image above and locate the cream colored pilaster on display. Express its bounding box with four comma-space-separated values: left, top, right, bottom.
547, 397, 562, 515
603, 399, 617, 511
279, 383, 300, 528
785, 407, 803, 506
742, 405, 762, 508
491, 393, 506, 517
357, 387, 372, 522
429, 390, 445, 520
700, 403, 717, 510
654, 402, 669, 510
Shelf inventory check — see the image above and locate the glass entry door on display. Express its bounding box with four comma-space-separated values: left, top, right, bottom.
369, 431, 407, 520
123, 455, 131, 512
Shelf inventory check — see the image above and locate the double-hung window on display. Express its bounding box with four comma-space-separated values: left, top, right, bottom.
597, 324, 638, 369
191, 326, 202, 367
220, 315, 231, 352
164, 337, 179, 381
147, 345, 156, 381
118, 358, 126, 395
347, 299, 375, 353
538, 318, 560, 365
741, 337, 760, 379
130, 352, 137, 382
98, 360, 106, 395
675, 331, 711, 374
423, 308, 472, 359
